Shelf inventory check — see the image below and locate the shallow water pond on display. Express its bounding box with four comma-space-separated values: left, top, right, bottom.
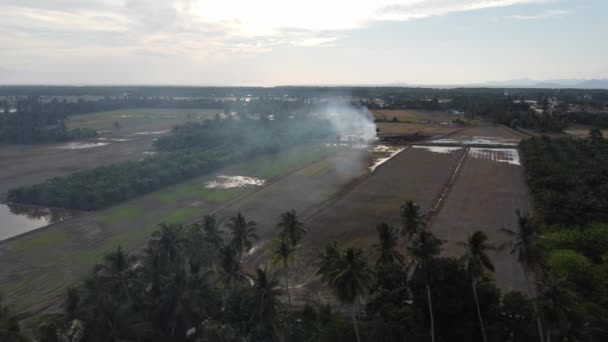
0, 204, 79, 241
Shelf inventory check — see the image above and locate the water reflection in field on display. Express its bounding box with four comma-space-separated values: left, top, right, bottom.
0, 204, 79, 241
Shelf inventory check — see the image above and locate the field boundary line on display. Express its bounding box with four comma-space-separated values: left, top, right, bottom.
426, 147, 469, 225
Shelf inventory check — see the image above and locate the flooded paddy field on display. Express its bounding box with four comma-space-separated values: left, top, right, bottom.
0, 204, 80, 241
0, 108, 221, 199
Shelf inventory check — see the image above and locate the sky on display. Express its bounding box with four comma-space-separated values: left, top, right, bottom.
0, 0, 606, 85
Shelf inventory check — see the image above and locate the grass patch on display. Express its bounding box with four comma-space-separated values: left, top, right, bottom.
161, 208, 207, 224
9, 230, 70, 253
155, 183, 250, 204
102, 205, 145, 225
233, 144, 335, 179
301, 160, 330, 177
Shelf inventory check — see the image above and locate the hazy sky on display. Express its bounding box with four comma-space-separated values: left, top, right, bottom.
0, 0, 606, 85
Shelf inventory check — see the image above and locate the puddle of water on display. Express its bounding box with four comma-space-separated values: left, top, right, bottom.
412, 145, 462, 154
204, 175, 265, 189
373, 144, 403, 153
132, 130, 170, 135
0, 204, 79, 241
98, 138, 131, 142
54, 142, 109, 150
370, 147, 406, 172
430, 136, 519, 146
468, 148, 521, 165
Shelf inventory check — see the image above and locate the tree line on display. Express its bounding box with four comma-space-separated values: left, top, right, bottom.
0, 98, 98, 144
518, 131, 608, 342
8, 117, 335, 210
4, 200, 600, 341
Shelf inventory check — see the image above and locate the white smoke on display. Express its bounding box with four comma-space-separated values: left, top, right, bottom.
315, 101, 377, 176
318, 102, 377, 143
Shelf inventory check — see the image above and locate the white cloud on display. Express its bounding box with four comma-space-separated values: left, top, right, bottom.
508, 9, 567, 20
0, 0, 549, 52
0, 0, 566, 83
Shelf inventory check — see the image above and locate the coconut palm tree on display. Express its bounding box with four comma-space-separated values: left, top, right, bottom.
227, 213, 258, 259
315, 242, 342, 284
501, 211, 545, 342
201, 214, 223, 250
538, 276, 577, 342
250, 268, 284, 340
278, 209, 307, 246
94, 246, 136, 303
407, 230, 443, 342
374, 222, 403, 267
317, 246, 374, 342
218, 246, 247, 291
400, 201, 426, 239
270, 239, 296, 305
458, 231, 496, 342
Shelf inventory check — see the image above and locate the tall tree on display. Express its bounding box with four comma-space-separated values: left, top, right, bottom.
317, 246, 374, 342
501, 211, 545, 342
201, 214, 223, 251
400, 201, 426, 239
227, 213, 258, 259
539, 276, 577, 342
407, 230, 443, 342
250, 268, 284, 340
277, 209, 307, 246
458, 231, 496, 342
270, 239, 296, 305
374, 222, 403, 267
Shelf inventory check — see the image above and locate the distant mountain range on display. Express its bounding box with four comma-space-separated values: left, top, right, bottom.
381, 79, 608, 89
463, 78, 608, 89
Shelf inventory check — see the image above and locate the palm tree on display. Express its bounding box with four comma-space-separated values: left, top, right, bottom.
538, 276, 577, 342
374, 222, 403, 267
227, 213, 258, 259
218, 245, 248, 310
407, 230, 443, 342
94, 246, 135, 302
400, 201, 425, 239
458, 231, 496, 342
218, 246, 247, 291
270, 239, 296, 305
250, 268, 284, 340
278, 209, 307, 246
315, 242, 342, 284
317, 246, 374, 342
201, 214, 223, 250
148, 223, 186, 267
501, 211, 545, 342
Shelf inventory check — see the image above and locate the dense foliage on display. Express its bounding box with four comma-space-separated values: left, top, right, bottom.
520, 133, 608, 341
521, 135, 608, 226
154, 115, 333, 152
0, 208, 546, 342
0, 98, 98, 143
565, 111, 608, 128
8, 118, 335, 210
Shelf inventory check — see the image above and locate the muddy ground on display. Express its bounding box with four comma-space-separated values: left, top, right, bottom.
429, 150, 531, 293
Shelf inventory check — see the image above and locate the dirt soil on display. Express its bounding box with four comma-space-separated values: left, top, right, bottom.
262, 147, 466, 302
429, 150, 531, 293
